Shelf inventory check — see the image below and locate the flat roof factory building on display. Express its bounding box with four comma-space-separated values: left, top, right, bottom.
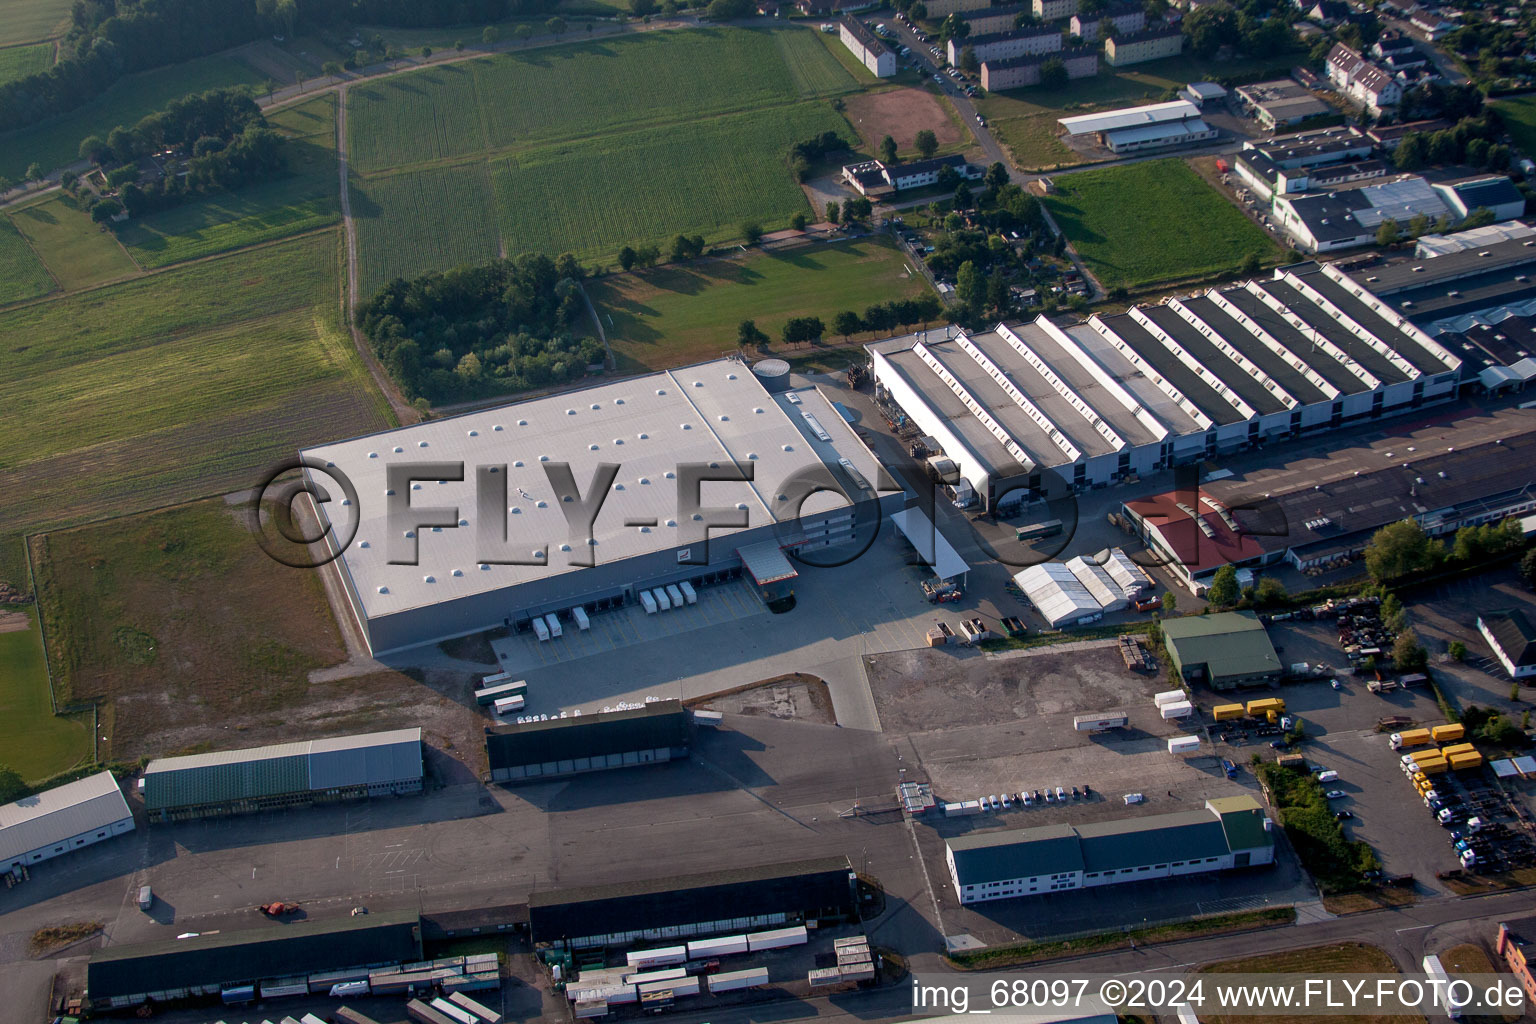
486, 700, 692, 783
1, 771, 134, 873
1161, 611, 1283, 690
528, 856, 858, 947
142, 728, 423, 822
867, 261, 1461, 512
303, 359, 897, 655
946, 796, 1273, 903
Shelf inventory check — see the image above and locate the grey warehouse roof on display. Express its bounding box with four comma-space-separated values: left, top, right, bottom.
0, 771, 131, 865
302, 361, 884, 620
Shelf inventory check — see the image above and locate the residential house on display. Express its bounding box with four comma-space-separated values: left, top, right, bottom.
949, 25, 1062, 66
1104, 25, 1184, 66
982, 47, 1098, 90
1326, 43, 1402, 113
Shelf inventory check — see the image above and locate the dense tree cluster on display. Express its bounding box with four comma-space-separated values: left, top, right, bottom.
0, 0, 557, 137
1392, 114, 1508, 173
358, 253, 603, 401
787, 130, 850, 182
1182, 1, 1299, 59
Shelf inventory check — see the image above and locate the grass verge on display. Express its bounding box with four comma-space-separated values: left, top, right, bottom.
0, 604, 92, 782
948, 907, 1295, 969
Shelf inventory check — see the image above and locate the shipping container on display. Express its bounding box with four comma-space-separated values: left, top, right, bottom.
747, 925, 808, 951
481, 670, 511, 686
626, 946, 689, 969
707, 967, 769, 992
309, 968, 372, 993
1213, 703, 1246, 721
260, 977, 310, 999
531, 617, 549, 641
1016, 520, 1063, 540
808, 967, 845, 988
1441, 742, 1476, 756
686, 934, 749, 958
1431, 723, 1464, 742
1154, 689, 1187, 706
544, 613, 562, 638
666, 584, 685, 609
220, 985, 255, 1004
1160, 700, 1194, 719
429, 998, 477, 1024
302, 1015, 329, 1024
442, 971, 502, 994
574, 1000, 608, 1019
476, 680, 526, 705
625, 968, 688, 986
640, 590, 657, 614
839, 964, 876, 981
692, 709, 723, 727
571, 606, 590, 631
448, 991, 502, 1024
1390, 729, 1432, 749
1073, 713, 1128, 731
1409, 748, 1443, 763
833, 936, 871, 950
679, 581, 698, 604
639, 976, 699, 997
330, 981, 371, 998
494, 694, 526, 716
1167, 735, 1201, 754
654, 587, 672, 611
1414, 758, 1447, 775
406, 1000, 459, 1024
335, 1008, 382, 1024
1449, 751, 1484, 770
464, 954, 499, 971
1246, 698, 1285, 715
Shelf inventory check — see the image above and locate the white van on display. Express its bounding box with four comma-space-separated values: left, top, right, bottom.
138, 885, 153, 911
1316, 770, 1339, 783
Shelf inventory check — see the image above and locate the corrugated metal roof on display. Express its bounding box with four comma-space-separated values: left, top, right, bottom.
948, 823, 1084, 885
1014, 563, 1101, 627
1059, 100, 1200, 136
1077, 811, 1228, 872
0, 771, 132, 864
1208, 795, 1274, 851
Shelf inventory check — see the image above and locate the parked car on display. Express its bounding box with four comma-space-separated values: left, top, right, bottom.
1123, 792, 1145, 804
1330, 678, 1342, 690
1326, 789, 1347, 799
1055, 786, 1066, 801
1335, 810, 1354, 820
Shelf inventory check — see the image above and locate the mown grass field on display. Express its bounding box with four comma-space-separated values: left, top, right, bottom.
0, 230, 392, 535
346, 27, 859, 175
0, 41, 52, 86
353, 161, 502, 296
9, 195, 140, 290
1493, 94, 1536, 163
0, 605, 92, 782
0, 215, 56, 305
118, 95, 341, 267
32, 500, 346, 762
0, 0, 71, 45
590, 238, 931, 372
0, 53, 262, 180
1043, 158, 1280, 290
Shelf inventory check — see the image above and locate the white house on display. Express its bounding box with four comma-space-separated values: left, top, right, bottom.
1326, 43, 1402, 113
1479, 611, 1536, 679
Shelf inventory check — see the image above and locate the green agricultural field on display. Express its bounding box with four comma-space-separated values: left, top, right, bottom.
0, 215, 56, 305
1043, 158, 1280, 290
0, 53, 262, 180
118, 95, 341, 267
488, 102, 848, 264
9, 195, 140, 290
0, 231, 392, 535
345, 26, 858, 174
353, 161, 502, 296
0, 606, 91, 783
1494, 94, 1536, 161
0, 0, 71, 45
591, 238, 932, 372
0, 41, 52, 86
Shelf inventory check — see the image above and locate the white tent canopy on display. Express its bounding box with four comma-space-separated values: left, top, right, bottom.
889, 507, 970, 582
1014, 563, 1101, 627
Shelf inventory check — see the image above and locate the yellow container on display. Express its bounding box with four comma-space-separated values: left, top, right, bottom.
1431, 723, 1465, 742
1213, 704, 1246, 721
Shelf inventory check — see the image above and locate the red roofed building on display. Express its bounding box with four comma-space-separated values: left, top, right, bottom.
1122, 485, 1277, 592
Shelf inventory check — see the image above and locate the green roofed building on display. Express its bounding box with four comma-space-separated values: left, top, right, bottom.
945, 796, 1274, 903
87, 910, 422, 1009
1162, 610, 1282, 690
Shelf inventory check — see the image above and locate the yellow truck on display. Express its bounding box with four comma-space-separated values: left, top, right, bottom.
1390, 728, 1433, 750
1449, 751, 1484, 771
1246, 697, 1285, 716
1415, 757, 1448, 775
1431, 723, 1465, 742
1213, 704, 1246, 722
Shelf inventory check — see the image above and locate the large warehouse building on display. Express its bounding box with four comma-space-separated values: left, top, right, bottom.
486, 700, 691, 783
1, 771, 133, 873
1162, 611, 1283, 689
528, 856, 858, 947
303, 360, 897, 655
142, 728, 423, 821
945, 796, 1273, 903
87, 910, 423, 1009
868, 261, 1461, 513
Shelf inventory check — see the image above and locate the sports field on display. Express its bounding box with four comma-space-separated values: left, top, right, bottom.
0, 0, 71, 45
119, 95, 341, 267
0, 230, 392, 535
0, 53, 262, 181
590, 238, 931, 372
0, 606, 91, 782
0, 41, 52, 86
348, 26, 861, 284
9, 195, 140, 290
0, 216, 55, 305
1494, 94, 1536, 162
1043, 158, 1280, 290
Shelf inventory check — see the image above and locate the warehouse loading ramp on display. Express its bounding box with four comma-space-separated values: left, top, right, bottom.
738, 541, 799, 588
889, 507, 970, 583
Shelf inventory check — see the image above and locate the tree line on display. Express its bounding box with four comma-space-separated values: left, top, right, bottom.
0, 0, 559, 137
358, 252, 603, 402
736, 293, 946, 350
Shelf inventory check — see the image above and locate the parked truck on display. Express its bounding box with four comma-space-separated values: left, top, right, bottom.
1390, 728, 1433, 750
1073, 713, 1128, 732
1246, 697, 1285, 716
1213, 703, 1246, 722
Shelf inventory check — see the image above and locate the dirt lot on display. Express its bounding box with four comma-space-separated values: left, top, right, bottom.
843, 87, 964, 152
690, 672, 836, 724
0, 609, 26, 633
31, 499, 486, 774
866, 640, 1157, 734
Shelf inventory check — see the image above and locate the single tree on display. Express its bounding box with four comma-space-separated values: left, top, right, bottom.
619, 245, 637, 271
959, 45, 979, 73
790, 212, 807, 231
91, 198, 124, 224
984, 161, 1008, 191
844, 196, 872, 221
1376, 218, 1401, 247
79, 135, 110, 165
914, 129, 939, 159
738, 319, 768, 348
1253, 576, 1287, 606
742, 221, 764, 244
1161, 591, 1177, 615
1207, 564, 1240, 607
671, 234, 693, 261
826, 200, 840, 224
1448, 640, 1467, 662
1392, 627, 1428, 674
455, 39, 466, 51
1365, 519, 1443, 583
1407, 212, 1431, 238
421, 46, 433, 58
635, 244, 661, 267
513, 24, 534, 44
25, 162, 44, 183
880, 134, 899, 164
1521, 547, 1536, 590
833, 310, 862, 338
956, 260, 984, 308
546, 16, 568, 37
322, 60, 343, 80
1394, 132, 1427, 171
0, 764, 24, 804
1039, 56, 1068, 89
1240, 251, 1261, 275
910, 1, 927, 18
633, 0, 658, 14
483, 25, 502, 44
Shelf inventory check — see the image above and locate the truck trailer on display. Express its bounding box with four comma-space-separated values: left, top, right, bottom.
1167, 736, 1201, 754
1213, 703, 1246, 721
1073, 713, 1128, 732
1160, 700, 1194, 720
1153, 689, 1187, 706
1431, 723, 1464, 742
1246, 698, 1285, 716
